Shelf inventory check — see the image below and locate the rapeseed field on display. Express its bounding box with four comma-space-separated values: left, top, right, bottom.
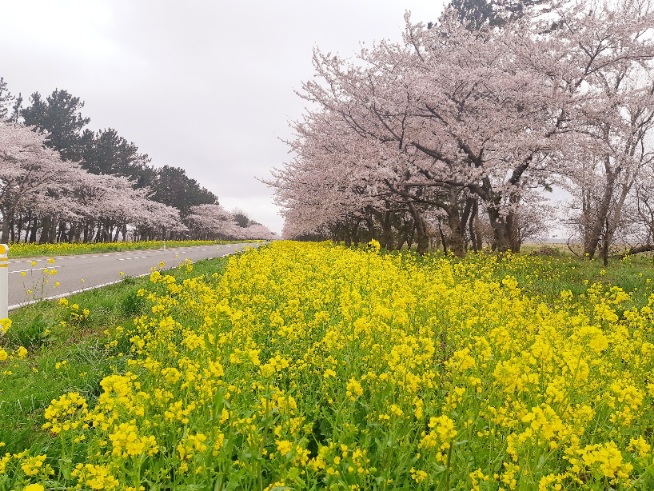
1, 241, 653, 489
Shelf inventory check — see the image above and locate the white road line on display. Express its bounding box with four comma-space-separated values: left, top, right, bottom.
7, 245, 255, 310
7, 253, 227, 310
9, 265, 61, 274
8, 275, 149, 311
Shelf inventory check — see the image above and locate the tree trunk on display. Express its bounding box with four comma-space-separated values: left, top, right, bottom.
15, 214, 24, 243
487, 207, 513, 252
8, 218, 15, 243
38, 216, 51, 244
0, 208, 9, 243
381, 210, 393, 250
438, 223, 448, 254
408, 203, 429, 254
506, 210, 522, 252
342, 225, 352, 247
28, 217, 38, 243
620, 244, 654, 257
475, 217, 483, 251
468, 200, 478, 252
447, 213, 466, 257
584, 169, 617, 258
48, 219, 57, 243
351, 222, 360, 246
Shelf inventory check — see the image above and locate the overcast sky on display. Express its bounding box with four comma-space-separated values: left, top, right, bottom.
0, 0, 447, 234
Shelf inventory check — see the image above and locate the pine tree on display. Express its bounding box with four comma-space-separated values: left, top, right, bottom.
449, 0, 549, 29
0, 77, 13, 121
21, 89, 90, 160
9, 93, 23, 123
149, 165, 218, 217
79, 128, 155, 187
232, 210, 251, 228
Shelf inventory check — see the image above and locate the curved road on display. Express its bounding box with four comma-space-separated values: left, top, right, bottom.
7, 243, 262, 310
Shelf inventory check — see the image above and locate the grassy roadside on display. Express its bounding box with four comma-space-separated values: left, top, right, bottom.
410, 248, 654, 312
0, 256, 229, 455
542, 253, 653, 305
4, 240, 263, 259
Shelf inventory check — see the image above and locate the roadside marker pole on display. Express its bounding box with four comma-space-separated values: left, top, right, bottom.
0, 244, 8, 322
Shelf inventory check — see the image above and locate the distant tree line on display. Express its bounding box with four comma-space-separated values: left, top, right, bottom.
0, 78, 276, 243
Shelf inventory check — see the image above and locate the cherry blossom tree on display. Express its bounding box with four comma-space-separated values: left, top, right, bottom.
563, 55, 654, 262
1, 122, 192, 243
272, 0, 654, 254
0, 77, 14, 121
0, 122, 84, 242
241, 223, 277, 240
132, 198, 187, 241
185, 204, 276, 240
185, 204, 238, 240
271, 112, 381, 243
617, 155, 654, 255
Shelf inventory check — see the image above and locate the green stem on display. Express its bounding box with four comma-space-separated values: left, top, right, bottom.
445, 440, 454, 491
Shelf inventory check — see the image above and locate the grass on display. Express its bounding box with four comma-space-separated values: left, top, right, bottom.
0, 257, 229, 455
398, 247, 654, 311
477, 249, 653, 304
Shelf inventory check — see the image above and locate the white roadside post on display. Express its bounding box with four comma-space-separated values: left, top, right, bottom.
0, 244, 8, 322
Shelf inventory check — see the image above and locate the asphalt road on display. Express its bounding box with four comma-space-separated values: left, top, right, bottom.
7, 242, 261, 309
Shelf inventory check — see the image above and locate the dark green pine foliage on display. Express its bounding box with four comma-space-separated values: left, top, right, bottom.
232, 209, 260, 228
21, 89, 90, 160
448, 0, 549, 29
9, 93, 23, 123
79, 128, 155, 188
232, 210, 251, 228
149, 165, 218, 217
0, 77, 13, 121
